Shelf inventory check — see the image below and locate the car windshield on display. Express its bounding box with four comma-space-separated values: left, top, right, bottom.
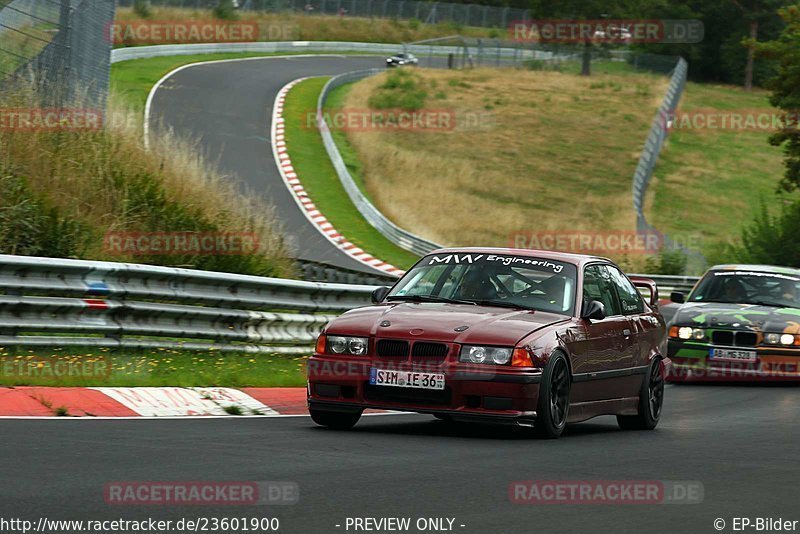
387, 252, 577, 315
689, 270, 800, 308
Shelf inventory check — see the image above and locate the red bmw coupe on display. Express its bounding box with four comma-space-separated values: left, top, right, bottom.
307, 248, 668, 438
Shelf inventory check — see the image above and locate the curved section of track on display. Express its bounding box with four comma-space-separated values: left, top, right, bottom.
1, 384, 798, 533
147, 55, 392, 274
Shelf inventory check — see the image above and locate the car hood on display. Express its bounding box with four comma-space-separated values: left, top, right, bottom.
326, 303, 571, 346
673, 302, 800, 333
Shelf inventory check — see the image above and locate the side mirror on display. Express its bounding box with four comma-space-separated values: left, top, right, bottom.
670, 291, 686, 304
581, 300, 606, 321
371, 286, 390, 304
629, 276, 659, 307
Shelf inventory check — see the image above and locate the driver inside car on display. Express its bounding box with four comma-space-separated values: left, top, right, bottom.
456, 269, 499, 301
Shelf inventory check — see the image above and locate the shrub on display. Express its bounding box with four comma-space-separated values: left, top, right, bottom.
133, 0, 152, 19
736, 198, 800, 267
367, 69, 427, 111
643, 248, 688, 275
213, 0, 239, 20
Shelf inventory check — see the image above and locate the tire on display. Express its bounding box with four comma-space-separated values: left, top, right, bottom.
533, 352, 571, 439
617, 358, 664, 430
310, 408, 362, 430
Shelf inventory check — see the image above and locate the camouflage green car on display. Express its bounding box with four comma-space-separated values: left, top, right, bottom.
667, 264, 800, 382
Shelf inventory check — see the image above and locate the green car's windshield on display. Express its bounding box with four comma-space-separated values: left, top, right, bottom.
690, 270, 800, 308
387, 252, 578, 315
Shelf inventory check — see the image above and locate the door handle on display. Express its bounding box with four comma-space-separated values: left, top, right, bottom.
623, 329, 632, 337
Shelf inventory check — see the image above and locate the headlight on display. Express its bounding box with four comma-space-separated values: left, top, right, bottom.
326, 336, 368, 355
678, 327, 693, 340
692, 328, 705, 340
459, 345, 513, 365
765, 333, 798, 346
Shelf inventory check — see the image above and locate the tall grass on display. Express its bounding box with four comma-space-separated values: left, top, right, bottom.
0, 85, 295, 277
114, 6, 496, 45
338, 67, 668, 272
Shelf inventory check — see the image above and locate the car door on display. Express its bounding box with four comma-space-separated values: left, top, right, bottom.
604, 265, 654, 398
568, 264, 633, 403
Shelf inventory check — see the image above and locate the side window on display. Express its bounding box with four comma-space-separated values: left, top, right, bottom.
583, 265, 622, 316
605, 265, 645, 314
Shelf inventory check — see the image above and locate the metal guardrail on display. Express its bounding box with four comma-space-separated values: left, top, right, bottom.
0, 254, 697, 351
636, 274, 698, 296
109, 41, 541, 64
632, 57, 687, 226
630, 57, 705, 272
317, 69, 443, 256
0, 254, 375, 353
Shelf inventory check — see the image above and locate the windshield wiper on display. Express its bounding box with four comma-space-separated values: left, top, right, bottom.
469, 299, 535, 310
386, 295, 476, 305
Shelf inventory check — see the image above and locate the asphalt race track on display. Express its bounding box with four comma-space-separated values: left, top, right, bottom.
148, 55, 429, 274
1, 384, 798, 534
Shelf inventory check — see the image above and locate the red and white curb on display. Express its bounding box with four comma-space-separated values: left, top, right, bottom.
271, 78, 404, 278
0, 386, 397, 418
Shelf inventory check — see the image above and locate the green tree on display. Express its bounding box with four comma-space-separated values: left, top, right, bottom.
528, 0, 627, 76
752, 5, 800, 192
732, 0, 786, 90
738, 199, 800, 266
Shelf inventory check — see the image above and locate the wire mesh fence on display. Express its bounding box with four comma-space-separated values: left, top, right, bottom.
0, 0, 116, 108
117, 0, 531, 29
406, 37, 682, 73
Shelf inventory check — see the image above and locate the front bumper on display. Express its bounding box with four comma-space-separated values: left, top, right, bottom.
667, 339, 800, 382
307, 355, 542, 425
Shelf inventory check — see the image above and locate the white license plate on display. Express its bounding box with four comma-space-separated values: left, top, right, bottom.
369, 368, 445, 390
710, 348, 757, 362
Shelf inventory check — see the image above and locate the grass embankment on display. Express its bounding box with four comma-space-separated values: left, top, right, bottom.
648, 83, 794, 261
0, 83, 295, 277
282, 78, 419, 269
334, 66, 667, 271
0, 347, 307, 387
114, 6, 499, 45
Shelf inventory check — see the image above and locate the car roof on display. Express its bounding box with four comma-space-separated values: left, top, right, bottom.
708, 264, 800, 277
427, 247, 612, 268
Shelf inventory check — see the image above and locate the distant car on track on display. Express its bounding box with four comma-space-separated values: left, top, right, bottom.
385, 53, 418, 67
307, 248, 668, 438
667, 264, 800, 382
